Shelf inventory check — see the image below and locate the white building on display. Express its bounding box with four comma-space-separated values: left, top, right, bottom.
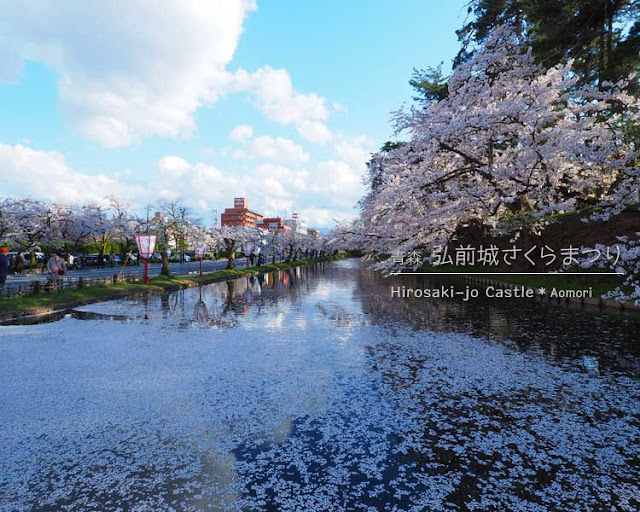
284, 212, 308, 234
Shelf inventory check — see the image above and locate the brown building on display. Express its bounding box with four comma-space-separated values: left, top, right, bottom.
221, 197, 263, 228
256, 217, 289, 233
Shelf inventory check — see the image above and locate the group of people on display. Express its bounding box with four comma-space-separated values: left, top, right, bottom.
8, 251, 28, 275
0, 249, 70, 294
247, 251, 267, 266
0, 248, 29, 294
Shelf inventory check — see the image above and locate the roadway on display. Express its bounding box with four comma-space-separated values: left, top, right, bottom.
1, 258, 255, 292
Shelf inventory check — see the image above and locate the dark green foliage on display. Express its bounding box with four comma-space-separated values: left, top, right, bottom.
409, 65, 449, 102
379, 141, 405, 153
457, 0, 640, 87
364, 141, 406, 193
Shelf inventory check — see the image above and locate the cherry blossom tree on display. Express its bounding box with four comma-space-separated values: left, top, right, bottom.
325, 219, 361, 253
48, 203, 95, 253
108, 196, 138, 258
566, 234, 640, 305
355, 26, 639, 271
304, 232, 325, 258
274, 229, 310, 262
0, 198, 15, 243
258, 229, 283, 264
5, 198, 51, 266
209, 225, 259, 269
152, 200, 181, 276
80, 204, 115, 264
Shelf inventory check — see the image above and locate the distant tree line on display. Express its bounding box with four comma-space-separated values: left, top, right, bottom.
0, 196, 327, 273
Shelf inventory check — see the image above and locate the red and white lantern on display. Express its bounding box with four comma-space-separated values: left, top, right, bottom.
135, 234, 157, 284
135, 235, 156, 260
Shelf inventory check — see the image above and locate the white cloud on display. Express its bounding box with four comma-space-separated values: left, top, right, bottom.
229, 67, 328, 123
297, 120, 333, 144
152, 155, 364, 225
231, 134, 310, 166
332, 102, 348, 113
333, 134, 373, 169
1, 1, 256, 147
0, 141, 366, 228
298, 207, 358, 227
155, 156, 238, 205
157, 156, 192, 178
229, 125, 254, 142
0, 143, 141, 204
0, 4, 342, 149
153, 158, 309, 215
253, 163, 309, 195
224, 67, 333, 143
314, 160, 365, 208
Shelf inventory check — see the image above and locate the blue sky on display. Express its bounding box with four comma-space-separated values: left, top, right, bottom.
0, 0, 467, 227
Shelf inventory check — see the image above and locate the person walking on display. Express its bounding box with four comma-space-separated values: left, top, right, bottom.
67, 252, 75, 270
15, 251, 25, 275
0, 247, 10, 295
47, 252, 66, 290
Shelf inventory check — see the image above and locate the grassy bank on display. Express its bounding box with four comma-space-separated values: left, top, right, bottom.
0, 255, 346, 319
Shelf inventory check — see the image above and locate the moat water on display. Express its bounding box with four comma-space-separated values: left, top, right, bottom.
1, 259, 638, 511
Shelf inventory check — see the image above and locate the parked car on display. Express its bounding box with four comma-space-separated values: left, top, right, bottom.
85, 253, 118, 266
85, 254, 102, 266
22, 251, 45, 263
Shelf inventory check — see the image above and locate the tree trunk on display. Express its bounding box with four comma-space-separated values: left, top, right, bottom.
161, 249, 170, 275
598, 0, 607, 87
605, 0, 613, 73
225, 240, 235, 269
225, 280, 235, 304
